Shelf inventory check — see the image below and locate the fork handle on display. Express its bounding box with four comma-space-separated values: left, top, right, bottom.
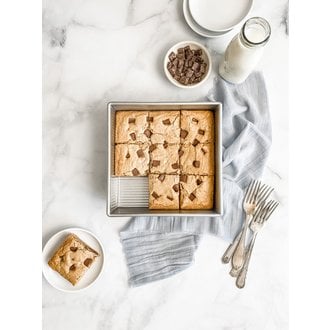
231, 214, 251, 272
221, 230, 244, 264
236, 234, 257, 289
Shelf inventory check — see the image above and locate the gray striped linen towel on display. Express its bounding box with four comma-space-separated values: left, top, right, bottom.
120, 72, 272, 286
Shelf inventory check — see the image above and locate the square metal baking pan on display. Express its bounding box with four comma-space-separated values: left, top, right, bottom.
107, 102, 223, 217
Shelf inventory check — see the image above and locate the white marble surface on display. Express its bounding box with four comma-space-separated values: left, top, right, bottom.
43, 0, 289, 329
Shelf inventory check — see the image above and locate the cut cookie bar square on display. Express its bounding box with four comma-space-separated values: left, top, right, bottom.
149, 174, 180, 209
115, 110, 150, 143
149, 143, 181, 174
180, 143, 214, 175
149, 111, 180, 144
179, 175, 214, 210
115, 143, 149, 176
48, 233, 99, 286
180, 110, 214, 144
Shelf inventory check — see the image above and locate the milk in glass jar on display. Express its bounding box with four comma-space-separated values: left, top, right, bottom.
219, 17, 271, 84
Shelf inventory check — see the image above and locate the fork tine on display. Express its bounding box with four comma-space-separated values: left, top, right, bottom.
248, 180, 259, 204
252, 181, 261, 204
252, 200, 265, 220
258, 200, 274, 223
265, 201, 279, 221
243, 179, 254, 203
260, 200, 277, 223
256, 186, 274, 207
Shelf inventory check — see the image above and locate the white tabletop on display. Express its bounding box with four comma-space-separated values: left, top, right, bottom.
43, 0, 289, 329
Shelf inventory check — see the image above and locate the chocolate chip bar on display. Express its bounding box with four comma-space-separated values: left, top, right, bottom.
149, 143, 181, 174
48, 233, 99, 286
149, 174, 180, 209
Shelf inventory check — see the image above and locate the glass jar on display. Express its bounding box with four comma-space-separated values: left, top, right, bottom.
219, 17, 271, 84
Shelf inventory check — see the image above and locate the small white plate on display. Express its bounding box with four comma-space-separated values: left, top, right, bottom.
164, 41, 212, 89
189, 0, 253, 32
42, 227, 105, 292
183, 0, 228, 38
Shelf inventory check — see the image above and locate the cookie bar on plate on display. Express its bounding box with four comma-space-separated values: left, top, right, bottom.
179, 175, 214, 209
48, 233, 99, 286
149, 174, 180, 209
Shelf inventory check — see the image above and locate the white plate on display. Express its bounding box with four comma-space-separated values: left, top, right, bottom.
183, 0, 228, 38
189, 0, 253, 32
42, 227, 105, 292
164, 41, 212, 88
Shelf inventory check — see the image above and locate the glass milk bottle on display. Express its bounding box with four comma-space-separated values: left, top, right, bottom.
219, 17, 271, 84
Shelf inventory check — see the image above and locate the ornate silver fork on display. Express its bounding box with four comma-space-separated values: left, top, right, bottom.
236, 199, 279, 289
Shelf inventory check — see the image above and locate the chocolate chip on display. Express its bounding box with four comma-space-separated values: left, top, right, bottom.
125, 153, 130, 159
146, 116, 153, 122
84, 258, 93, 267
172, 184, 179, 192
198, 129, 205, 135
192, 139, 200, 146
151, 160, 160, 167
132, 168, 140, 176
178, 47, 184, 54
162, 119, 171, 125
152, 191, 160, 199
169, 52, 176, 61
163, 141, 168, 149
60, 255, 64, 261
149, 144, 157, 152
158, 174, 165, 182
180, 174, 188, 183
201, 148, 207, 155
69, 264, 76, 271
188, 193, 196, 201
196, 179, 203, 185
193, 160, 200, 168
192, 118, 199, 123
180, 129, 188, 139
167, 196, 174, 201
130, 132, 136, 141
136, 149, 144, 158
70, 247, 78, 252
144, 129, 152, 138
178, 149, 184, 157
128, 118, 136, 124
171, 163, 179, 169
192, 62, 200, 71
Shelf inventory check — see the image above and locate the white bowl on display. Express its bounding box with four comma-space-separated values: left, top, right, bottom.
164, 41, 212, 89
189, 0, 253, 33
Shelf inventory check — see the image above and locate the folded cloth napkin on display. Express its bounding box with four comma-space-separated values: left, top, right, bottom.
120, 72, 272, 286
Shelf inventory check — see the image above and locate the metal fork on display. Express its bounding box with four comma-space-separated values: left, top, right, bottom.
236, 200, 279, 289
229, 182, 274, 276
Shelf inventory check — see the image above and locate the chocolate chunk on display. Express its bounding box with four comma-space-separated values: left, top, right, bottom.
130, 132, 136, 141
178, 149, 184, 157
186, 68, 194, 78
151, 160, 160, 167
125, 153, 130, 158
136, 149, 144, 158
169, 68, 176, 76
152, 191, 160, 199
172, 58, 179, 67
195, 71, 202, 78
188, 193, 196, 201
178, 47, 184, 54
132, 168, 140, 176
172, 184, 179, 192
84, 258, 93, 267
195, 49, 202, 56
200, 63, 207, 73
167, 62, 172, 70
158, 174, 165, 182
166, 196, 174, 201
144, 129, 152, 137
196, 179, 203, 185
163, 141, 169, 149
180, 129, 188, 139
179, 76, 187, 84
192, 62, 200, 71
180, 174, 188, 183
184, 45, 191, 51
193, 160, 200, 168
171, 163, 179, 169
70, 247, 78, 252
184, 60, 189, 67
146, 116, 154, 122
198, 129, 205, 135
69, 264, 76, 271
192, 117, 199, 123
149, 144, 157, 152
201, 147, 207, 155
162, 119, 171, 125
128, 118, 136, 124
192, 138, 200, 146
169, 51, 176, 61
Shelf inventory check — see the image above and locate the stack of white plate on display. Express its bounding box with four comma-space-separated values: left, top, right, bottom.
183, 0, 253, 38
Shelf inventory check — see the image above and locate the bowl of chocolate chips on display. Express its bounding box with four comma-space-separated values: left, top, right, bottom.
164, 41, 212, 88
